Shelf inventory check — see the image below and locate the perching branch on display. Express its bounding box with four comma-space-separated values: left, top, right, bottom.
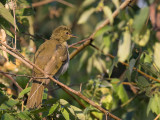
0, 42, 121, 120
0, 70, 23, 92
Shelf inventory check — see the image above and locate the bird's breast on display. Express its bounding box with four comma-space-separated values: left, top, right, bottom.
54, 46, 69, 79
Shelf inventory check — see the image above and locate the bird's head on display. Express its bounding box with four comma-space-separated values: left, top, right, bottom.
50, 26, 76, 42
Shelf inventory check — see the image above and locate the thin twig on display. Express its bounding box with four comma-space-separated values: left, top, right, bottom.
0, 46, 32, 69
60, 86, 85, 108
154, 113, 160, 120
0, 71, 23, 92
69, 39, 89, 48
22, 0, 74, 9
11, 0, 17, 49
0, 71, 50, 79
112, 94, 138, 113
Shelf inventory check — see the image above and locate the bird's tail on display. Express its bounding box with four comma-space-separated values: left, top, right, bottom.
26, 79, 45, 108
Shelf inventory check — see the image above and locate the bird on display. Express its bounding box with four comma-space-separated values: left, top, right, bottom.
26, 26, 75, 108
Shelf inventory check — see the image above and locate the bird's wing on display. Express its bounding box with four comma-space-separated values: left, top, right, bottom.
34, 41, 56, 74
44, 45, 68, 76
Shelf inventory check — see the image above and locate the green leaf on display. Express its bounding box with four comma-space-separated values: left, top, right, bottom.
137, 76, 153, 96
147, 94, 160, 115
0, 99, 19, 109
18, 87, 31, 98
133, 7, 149, 33
154, 42, 160, 70
137, 76, 150, 90
68, 105, 85, 120
103, 6, 113, 24
129, 59, 136, 74
0, 17, 14, 37
59, 99, 85, 119
118, 31, 131, 62
17, 111, 31, 120
0, 2, 17, 29
112, 79, 128, 103
16, 8, 34, 16
48, 102, 59, 116
103, 35, 111, 54
31, 107, 48, 114
43, 88, 48, 100
60, 99, 69, 106
141, 62, 160, 77
1, 113, 16, 120
16, 0, 34, 16
87, 57, 93, 73
133, 29, 150, 46
125, 69, 131, 82
117, 83, 128, 103
80, 0, 96, 9
101, 94, 113, 110
93, 57, 103, 73
112, 0, 120, 8
61, 107, 69, 120
94, 26, 113, 38
78, 8, 95, 24
109, 56, 118, 78
126, 58, 136, 81
78, 51, 88, 70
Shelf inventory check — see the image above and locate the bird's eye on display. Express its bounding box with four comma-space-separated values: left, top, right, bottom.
66, 32, 69, 35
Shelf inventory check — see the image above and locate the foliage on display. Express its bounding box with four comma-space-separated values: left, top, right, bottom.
0, 0, 160, 119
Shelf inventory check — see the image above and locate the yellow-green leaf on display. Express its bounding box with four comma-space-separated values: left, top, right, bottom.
87, 57, 93, 73
103, 6, 113, 24
133, 29, 150, 46
154, 42, 160, 70
48, 103, 59, 116
78, 50, 88, 70
112, 0, 120, 9
18, 87, 31, 98
0, 2, 15, 28
93, 57, 103, 73
61, 107, 69, 120
118, 31, 131, 62
78, 8, 95, 24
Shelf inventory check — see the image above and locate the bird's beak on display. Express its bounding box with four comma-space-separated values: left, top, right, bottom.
69, 34, 78, 38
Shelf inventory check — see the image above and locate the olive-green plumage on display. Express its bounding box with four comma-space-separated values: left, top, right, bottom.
26, 26, 73, 108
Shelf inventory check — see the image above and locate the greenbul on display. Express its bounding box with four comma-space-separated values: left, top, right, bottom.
26, 26, 74, 108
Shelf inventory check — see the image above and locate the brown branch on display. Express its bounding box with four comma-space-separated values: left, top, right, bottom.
22, 0, 74, 9
0, 46, 32, 69
70, 0, 132, 60
0, 40, 27, 59
56, 0, 74, 8
154, 113, 160, 120
0, 70, 23, 92
61, 86, 85, 108
0, 44, 121, 120
90, 44, 160, 83
0, 71, 51, 79
69, 39, 89, 48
